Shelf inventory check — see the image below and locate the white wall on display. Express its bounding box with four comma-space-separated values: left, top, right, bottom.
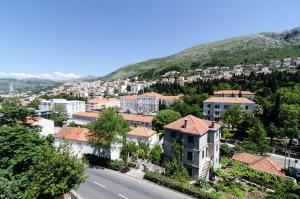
126, 133, 159, 148
33, 118, 55, 137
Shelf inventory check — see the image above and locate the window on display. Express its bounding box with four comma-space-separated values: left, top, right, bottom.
245, 105, 249, 110
171, 132, 176, 139
215, 111, 220, 116
207, 104, 211, 108
187, 135, 194, 144
215, 104, 220, 109
202, 150, 204, 158
224, 105, 229, 109
208, 110, 210, 115
216, 144, 219, 152
187, 151, 193, 161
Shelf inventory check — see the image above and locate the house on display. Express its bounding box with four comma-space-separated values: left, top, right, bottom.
126, 126, 159, 147
69, 112, 100, 125
39, 99, 86, 118
23, 116, 55, 137
121, 114, 153, 128
163, 115, 221, 179
203, 97, 256, 121
213, 90, 255, 98
120, 92, 179, 114
232, 152, 284, 176
86, 97, 120, 111
54, 127, 120, 160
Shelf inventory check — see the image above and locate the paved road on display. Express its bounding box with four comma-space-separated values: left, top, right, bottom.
76, 167, 193, 199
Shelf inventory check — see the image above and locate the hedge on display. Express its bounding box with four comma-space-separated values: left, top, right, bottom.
83, 154, 125, 171
144, 171, 217, 199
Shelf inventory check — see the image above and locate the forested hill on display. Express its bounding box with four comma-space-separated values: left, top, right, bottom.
102, 27, 300, 80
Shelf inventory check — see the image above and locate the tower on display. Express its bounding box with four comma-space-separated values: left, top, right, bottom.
9, 83, 14, 94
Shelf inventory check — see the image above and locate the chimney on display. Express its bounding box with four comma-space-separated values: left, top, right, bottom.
184, 119, 188, 128
210, 121, 215, 128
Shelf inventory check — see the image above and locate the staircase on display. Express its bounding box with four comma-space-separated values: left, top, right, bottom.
199, 160, 210, 180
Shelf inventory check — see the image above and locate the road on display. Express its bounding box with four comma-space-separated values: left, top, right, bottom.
269, 153, 300, 169
76, 167, 193, 199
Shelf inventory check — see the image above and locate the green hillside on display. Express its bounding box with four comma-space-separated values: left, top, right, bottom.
103, 27, 300, 80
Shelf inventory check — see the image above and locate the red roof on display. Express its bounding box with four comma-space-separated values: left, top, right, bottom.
204, 97, 255, 104
160, 96, 180, 101
121, 114, 153, 123
164, 115, 221, 135
121, 95, 138, 100
140, 92, 162, 97
73, 112, 100, 118
214, 90, 255, 95
88, 98, 118, 104
55, 127, 90, 142
233, 152, 284, 176
127, 126, 156, 138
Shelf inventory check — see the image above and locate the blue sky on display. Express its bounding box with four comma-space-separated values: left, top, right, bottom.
0, 0, 299, 80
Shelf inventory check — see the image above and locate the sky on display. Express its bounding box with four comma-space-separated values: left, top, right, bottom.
0, 0, 299, 80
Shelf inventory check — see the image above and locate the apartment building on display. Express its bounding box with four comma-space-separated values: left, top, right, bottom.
213, 90, 255, 98
120, 92, 179, 114
86, 97, 120, 111
203, 97, 256, 121
39, 99, 86, 118
163, 115, 221, 179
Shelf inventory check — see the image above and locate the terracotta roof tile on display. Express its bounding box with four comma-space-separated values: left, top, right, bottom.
72, 112, 100, 118
214, 90, 255, 95
88, 98, 118, 104
233, 152, 284, 176
140, 92, 162, 97
121, 114, 153, 123
121, 95, 138, 100
127, 126, 156, 137
55, 127, 90, 142
160, 96, 180, 101
164, 115, 221, 135
204, 97, 255, 104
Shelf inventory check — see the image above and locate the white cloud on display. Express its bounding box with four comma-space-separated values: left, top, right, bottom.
0, 72, 81, 80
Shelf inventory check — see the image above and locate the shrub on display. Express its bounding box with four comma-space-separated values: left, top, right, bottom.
195, 178, 211, 189
144, 171, 216, 199
149, 145, 162, 165
83, 154, 110, 167
110, 160, 125, 171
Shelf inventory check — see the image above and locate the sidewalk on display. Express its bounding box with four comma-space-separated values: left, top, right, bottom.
125, 168, 145, 179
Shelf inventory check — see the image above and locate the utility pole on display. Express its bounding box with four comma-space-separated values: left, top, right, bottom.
284, 137, 288, 170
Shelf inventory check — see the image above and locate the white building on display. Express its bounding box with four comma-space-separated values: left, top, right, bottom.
203, 97, 256, 122
24, 117, 55, 137
54, 127, 120, 160
39, 99, 86, 118
126, 126, 159, 147
86, 97, 120, 111
120, 92, 179, 114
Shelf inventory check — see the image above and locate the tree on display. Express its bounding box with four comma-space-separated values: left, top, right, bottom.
149, 145, 162, 165
279, 104, 300, 144
152, 109, 181, 131
165, 138, 189, 182
222, 128, 234, 142
242, 121, 269, 155
267, 180, 300, 199
49, 104, 68, 126
27, 99, 41, 109
89, 108, 129, 157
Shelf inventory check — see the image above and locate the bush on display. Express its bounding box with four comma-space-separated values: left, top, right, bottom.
149, 145, 162, 165
83, 154, 110, 167
110, 160, 125, 171
195, 178, 210, 189
220, 144, 235, 157
144, 171, 217, 199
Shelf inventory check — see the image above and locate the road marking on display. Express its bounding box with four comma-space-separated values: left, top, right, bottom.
118, 193, 129, 199
93, 181, 106, 189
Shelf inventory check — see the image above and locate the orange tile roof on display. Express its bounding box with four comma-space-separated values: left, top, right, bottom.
121, 114, 153, 123
214, 90, 255, 95
160, 96, 180, 101
88, 98, 118, 104
23, 116, 41, 125
140, 92, 162, 97
127, 126, 156, 138
204, 97, 255, 104
164, 115, 221, 135
72, 112, 100, 118
233, 152, 284, 176
121, 95, 138, 100
55, 127, 90, 142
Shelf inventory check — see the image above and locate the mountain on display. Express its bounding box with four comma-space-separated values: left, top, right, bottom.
0, 78, 57, 94
103, 27, 300, 80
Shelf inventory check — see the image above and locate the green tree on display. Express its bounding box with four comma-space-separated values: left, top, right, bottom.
49, 104, 68, 126
27, 98, 41, 109
89, 108, 129, 157
267, 180, 300, 199
152, 109, 181, 131
222, 128, 234, 142
280, 104, 300, 144
149, 145, 162, 165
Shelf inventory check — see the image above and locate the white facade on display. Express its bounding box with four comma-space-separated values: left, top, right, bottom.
33, 118, 55, 137
127, 133, 159, 148
86, 98, 120, 111
39, 99, 86, 118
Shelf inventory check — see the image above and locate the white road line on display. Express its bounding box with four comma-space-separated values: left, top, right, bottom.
118, 193, 129, 199
93, 181, 106, 189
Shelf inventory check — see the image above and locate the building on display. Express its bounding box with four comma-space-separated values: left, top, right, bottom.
23, 116, 55, 137
120, 92, 179, 114
121, 114, 153, 128
39, 99, 86, 118
54, 127, 120, 160
213, 90, 255, 98
203, 97, 256, 121
86, 98, 120, 111
163, 115, 221, 179
126, 126, 159, 147
69, 112, 100, 125
232, 152, 284, 176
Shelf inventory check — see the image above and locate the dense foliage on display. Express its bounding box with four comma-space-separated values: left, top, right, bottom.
152, 109, 181, 131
